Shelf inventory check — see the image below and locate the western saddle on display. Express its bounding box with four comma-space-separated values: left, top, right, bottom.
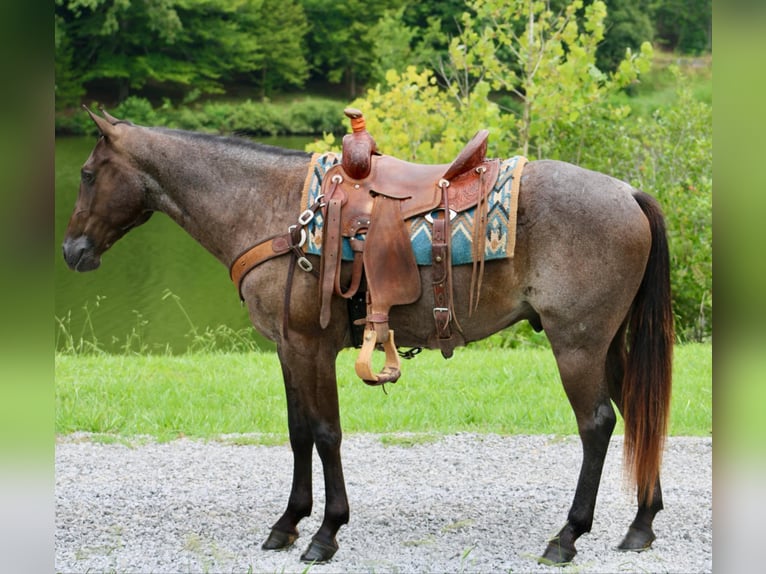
231, 108, 502, 385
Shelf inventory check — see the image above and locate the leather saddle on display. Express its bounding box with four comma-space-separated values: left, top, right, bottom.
319, 108, 500, 385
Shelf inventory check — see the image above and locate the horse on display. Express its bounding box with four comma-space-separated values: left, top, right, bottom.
62, 108, 673, 566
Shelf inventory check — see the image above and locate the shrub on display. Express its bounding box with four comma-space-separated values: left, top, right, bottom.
55, 97, 347, 136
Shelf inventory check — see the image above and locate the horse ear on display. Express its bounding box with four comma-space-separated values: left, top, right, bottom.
83, 105, 117, 138
99, 107, 122, 125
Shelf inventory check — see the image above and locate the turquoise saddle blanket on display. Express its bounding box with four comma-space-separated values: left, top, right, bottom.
300, 153, 523, 265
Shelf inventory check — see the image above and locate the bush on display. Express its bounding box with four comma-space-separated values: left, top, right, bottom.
567, 69, 712, 341
55, 96, 347, 136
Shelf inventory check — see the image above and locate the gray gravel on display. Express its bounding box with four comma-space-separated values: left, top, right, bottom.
55, 433, 711, 573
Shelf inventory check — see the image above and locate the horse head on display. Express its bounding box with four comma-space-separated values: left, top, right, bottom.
62, 107, 154, 271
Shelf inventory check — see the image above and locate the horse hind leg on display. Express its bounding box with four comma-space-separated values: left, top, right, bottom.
540, 338, 617, 566
606, 327, 664, 553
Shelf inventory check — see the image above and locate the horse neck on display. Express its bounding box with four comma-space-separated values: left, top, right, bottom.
134, 128, 311, 267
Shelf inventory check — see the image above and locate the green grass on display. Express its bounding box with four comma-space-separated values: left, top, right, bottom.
55, 343, 711, 441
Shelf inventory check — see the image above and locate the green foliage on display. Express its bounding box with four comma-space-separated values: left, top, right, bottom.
301, 0, 405, 96
597, 0, 654, 73
54, 16, 85, 110
249, 0, 310, 97
334, 0, 711, 341
653, 0, 712, 54
339, 67, 501, 163
54, 0, 711, 110
600, 70, 712, 341
54, 96, 346, 136
450, 0, 653, 160
55, 0, 310, 102
368, 7, 418, 86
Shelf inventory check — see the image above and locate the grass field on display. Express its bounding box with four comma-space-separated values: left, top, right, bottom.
55, 343, 711, 443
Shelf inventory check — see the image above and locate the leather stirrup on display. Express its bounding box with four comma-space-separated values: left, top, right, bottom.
354, 327, 401, 385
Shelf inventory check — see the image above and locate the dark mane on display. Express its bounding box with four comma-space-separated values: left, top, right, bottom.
150, 126, 312, 159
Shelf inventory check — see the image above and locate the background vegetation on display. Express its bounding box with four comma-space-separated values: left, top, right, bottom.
55, 0, 711, 106
55, 0, 712, 343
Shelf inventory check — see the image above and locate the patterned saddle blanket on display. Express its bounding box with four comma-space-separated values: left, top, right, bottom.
299, 153, 524, 265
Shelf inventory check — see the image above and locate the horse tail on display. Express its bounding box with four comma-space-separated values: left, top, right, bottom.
622, 191, 674, 504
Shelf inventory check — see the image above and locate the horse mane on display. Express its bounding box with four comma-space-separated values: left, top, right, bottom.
149, 126, 312, 159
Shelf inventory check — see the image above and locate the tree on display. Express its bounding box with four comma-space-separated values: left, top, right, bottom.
245, 0, 310, 97
653, 0, 712, 54
597, 0, 654, 73
55, 15, 85, 110
448, 0, 652, 160
54, 0, 310, 104
301, 0, 404, 97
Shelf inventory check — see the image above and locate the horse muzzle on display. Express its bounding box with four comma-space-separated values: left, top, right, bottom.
62, 235, 101, 272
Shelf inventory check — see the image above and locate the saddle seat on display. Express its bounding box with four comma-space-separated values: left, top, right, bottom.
319, 108, 500, 385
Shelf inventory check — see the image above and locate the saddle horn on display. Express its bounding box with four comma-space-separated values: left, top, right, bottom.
341, 108, 377, 180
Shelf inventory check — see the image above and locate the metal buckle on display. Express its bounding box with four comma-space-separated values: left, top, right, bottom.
288, 225, 307, 248
424, 209, 457, 224
298, 208, 315, 226
433, 307, 451, 320
297, 256, 313, 272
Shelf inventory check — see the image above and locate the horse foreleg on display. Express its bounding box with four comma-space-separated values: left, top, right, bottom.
300, 418, 349, 562
541, 345, 616, 566
266, 341, 349, 563
299, 357, 349, 563
262, 349, 316, 551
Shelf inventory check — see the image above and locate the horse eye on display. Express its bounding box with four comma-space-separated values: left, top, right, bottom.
81, 170, 95, 184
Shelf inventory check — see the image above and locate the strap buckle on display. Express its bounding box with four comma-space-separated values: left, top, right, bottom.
433, 307, 451, 320
297, 256, 313, 272
298, 208, 316, 226
287, 225, 307, 248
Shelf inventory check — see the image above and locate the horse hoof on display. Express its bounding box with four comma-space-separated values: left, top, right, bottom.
300, 537, 338, 563
539, 539, 577, 566
261, 528, 298, 551
617, 525, 656, 552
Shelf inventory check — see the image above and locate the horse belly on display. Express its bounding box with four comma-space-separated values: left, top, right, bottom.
387, 258, 531, 348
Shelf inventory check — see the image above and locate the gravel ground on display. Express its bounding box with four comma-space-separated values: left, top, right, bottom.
55, 433, 711, 573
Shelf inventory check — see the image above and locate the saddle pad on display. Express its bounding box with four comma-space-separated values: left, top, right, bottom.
299, 152, 524, 265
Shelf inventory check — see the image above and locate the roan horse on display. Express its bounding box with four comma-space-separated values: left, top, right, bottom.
62, 108, 673, 566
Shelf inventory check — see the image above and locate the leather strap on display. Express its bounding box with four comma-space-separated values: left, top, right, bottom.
230, 234, 293, 300
431, 181, 453, 347
469, 165, 489, 314
334, 249, 364, 300
319, 195, 344, 328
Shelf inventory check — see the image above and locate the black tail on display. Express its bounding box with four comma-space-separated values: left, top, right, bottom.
622, 191, 674, 504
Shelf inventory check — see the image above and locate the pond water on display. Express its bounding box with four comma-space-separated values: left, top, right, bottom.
55, 134, 314, 353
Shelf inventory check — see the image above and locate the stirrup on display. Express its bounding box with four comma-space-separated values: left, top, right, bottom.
355, 328, 401, 385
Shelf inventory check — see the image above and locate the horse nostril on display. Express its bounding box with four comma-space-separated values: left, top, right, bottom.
62, 239, 83, 269
62, 235, 100, 271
